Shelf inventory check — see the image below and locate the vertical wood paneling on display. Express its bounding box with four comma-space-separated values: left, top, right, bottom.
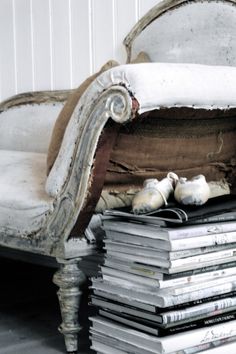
0, 0, 16, 101
114, 0, 138, 63
13, 0, 33, 93
91, 0, 115, 72
50, 0, 71, 89
139, 0, 161, 16
70, 0, 92, 87
0, 0, 158, 101
0, 64, 2, 102
31, 0, 52, 91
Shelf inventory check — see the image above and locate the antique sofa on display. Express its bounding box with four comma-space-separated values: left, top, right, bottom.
1, 0, 236, 353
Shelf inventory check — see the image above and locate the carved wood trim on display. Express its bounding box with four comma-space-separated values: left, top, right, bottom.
53, 258, 86, 352
70, 121, 121, 236
0, 90, 72, 112
45, 85, 139, 257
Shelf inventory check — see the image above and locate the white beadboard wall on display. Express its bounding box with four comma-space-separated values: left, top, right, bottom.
0, 0, 158, 102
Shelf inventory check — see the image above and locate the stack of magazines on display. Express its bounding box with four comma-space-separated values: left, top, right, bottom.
89, 195, 236, 354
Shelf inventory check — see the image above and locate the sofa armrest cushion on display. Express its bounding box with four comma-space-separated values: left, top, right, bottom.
46, 52, 150, 175
46, 60, 119, 175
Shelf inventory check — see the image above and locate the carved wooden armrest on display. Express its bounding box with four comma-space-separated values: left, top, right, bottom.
44, 62, 236, 254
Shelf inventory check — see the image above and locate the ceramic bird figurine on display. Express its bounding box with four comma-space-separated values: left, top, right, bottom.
132, 172, 179, 214
174, 174, 210, 206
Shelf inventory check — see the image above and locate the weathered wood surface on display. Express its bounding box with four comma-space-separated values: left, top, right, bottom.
53, 258, 87, 353
0, 90, 71, 112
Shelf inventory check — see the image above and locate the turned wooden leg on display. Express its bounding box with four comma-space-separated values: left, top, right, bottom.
53, 258, 87, 353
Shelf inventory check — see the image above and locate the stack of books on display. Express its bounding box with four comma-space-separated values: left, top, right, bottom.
89, 195, 236, 354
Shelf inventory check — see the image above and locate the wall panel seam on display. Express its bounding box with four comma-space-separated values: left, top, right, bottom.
68, 0, 73, 89
88, 0, 94, 75
12, 0, 18, 94
30, 0, 35, 91
112, 0, 117, 59
48, 0, 53, 90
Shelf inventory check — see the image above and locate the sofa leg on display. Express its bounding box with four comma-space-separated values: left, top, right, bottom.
53, 258, 87, 353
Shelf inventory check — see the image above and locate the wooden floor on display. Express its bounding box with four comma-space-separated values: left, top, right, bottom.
0, 257, 94, 354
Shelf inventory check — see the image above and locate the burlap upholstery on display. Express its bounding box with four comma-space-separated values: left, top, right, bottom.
46, 52, 150, 175
104, 108, 236, 193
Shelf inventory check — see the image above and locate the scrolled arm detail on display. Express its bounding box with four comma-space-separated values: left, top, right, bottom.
45, 84, 137, 255
105, 89, 131, 123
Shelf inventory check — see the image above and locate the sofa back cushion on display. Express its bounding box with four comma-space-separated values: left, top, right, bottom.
0, 102, 64, 153
125, 0, 236, 66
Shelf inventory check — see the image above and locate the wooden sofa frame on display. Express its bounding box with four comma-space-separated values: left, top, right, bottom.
1, 0, 236, 353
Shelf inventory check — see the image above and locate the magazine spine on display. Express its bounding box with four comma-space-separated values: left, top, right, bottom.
163, 260, 236, 279
161, 297, 236, 325
92, 286, 236, 313
160, 310, 236, 335
160, 266, 236, 288
161, 319, 236, 353
105, 243, 167, 259
167, 275, 236, 295
102, 272, 236, 297
90, 316, 236, 353
169, 222, 236, 240
188, 212, 236, 225
104, 220, 236, 240
91, 278, 236, 308
101, 267, 162, 287
163, 281, 236, 307
170, 248, 236, 267
169, 243, 236, 260
170, 231, 236, 250
109, 311, 236, 337
106, 250, 236, 272
105, 229, 236, 251
104, 257, 236, 282
101, 266, 236, 295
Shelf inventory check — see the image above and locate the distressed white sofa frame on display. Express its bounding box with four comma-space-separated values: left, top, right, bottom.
1, 0, 236, 353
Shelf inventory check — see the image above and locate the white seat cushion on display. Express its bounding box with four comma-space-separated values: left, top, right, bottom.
0, 150, 54, 235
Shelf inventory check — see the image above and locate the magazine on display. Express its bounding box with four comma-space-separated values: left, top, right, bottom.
103, 257, 236, 282
104, 246, 236, 270
90, 330, 236, 354
92, 289, 236, 312
103, 194, 236, 226
99, 308, 236, 336
103, 219, 236, 241
91, 277, 236, 308
105, 229, 236, 251
91, 294, 236, 327
104, 239, 236, 260
101, 266, 236, 293
90, 332, 155, 354
90, 316, 236, 353
104, 250, 236, 272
